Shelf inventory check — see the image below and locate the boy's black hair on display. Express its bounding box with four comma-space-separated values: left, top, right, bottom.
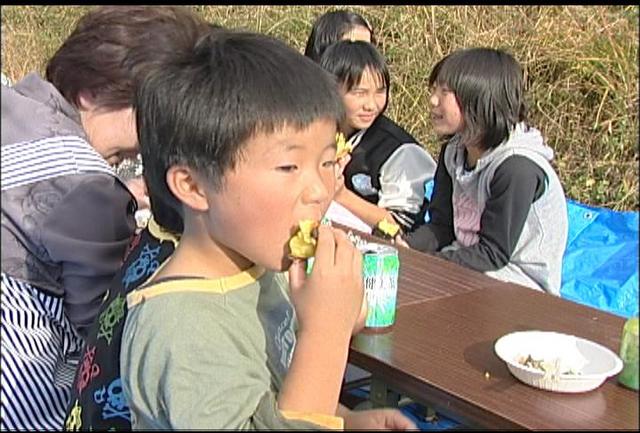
139, 24, 227, 234
135, 30, 345, 217
319, 40, 390, 114
428, 47, 528, 150
304, 9, 375, 63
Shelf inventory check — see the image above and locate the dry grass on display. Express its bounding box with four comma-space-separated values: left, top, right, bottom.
2, 5, 638, 210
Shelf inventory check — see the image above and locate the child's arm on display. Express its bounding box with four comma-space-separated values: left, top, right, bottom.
436, 155, 546, 271
279, 225, 364, 416
403, 142, 455, 251
334, 184, 396, 229
334, 150, 395, 230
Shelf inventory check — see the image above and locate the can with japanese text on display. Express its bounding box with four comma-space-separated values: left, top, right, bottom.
359, 242, 400, 332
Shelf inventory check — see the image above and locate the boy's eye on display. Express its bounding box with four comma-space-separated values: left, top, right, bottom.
322, 160, 337, 168
276, 165, 298, 173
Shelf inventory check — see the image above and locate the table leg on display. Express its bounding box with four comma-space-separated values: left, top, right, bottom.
368, 377, 439, 424
369, 375, 401, 408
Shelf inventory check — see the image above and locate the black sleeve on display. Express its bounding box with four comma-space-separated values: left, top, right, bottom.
436, 155, 546, 271
42, 174, 136, 338
404, 142, 455, 252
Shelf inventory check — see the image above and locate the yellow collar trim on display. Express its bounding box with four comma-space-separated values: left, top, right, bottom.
127, 265, 266, 308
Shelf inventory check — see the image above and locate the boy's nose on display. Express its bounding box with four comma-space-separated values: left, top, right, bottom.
302, 172, 331, 205
429, 93, 438, 106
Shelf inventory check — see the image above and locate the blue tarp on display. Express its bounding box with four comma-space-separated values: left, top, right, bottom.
561, 199, 639, 319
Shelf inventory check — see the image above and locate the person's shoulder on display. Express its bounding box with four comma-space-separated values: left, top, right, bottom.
498, 154, 545, 173
368, 115, 419, 145
369, 115, 400, 134
492, 155, 547, 196
52, 172, 132, 212
3, 135, 113, 177
494, 153, 546, 181
124, 276, 264, 352
125, 278, 229, 332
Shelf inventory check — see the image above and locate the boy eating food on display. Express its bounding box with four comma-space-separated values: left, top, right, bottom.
120, 29, 415, 430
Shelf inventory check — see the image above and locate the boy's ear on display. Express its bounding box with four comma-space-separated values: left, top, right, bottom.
165, 165, 210, 212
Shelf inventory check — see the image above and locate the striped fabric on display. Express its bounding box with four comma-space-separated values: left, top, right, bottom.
1, 273, 84, 431
1, 135, 114, 191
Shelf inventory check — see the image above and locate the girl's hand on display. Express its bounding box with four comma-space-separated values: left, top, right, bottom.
394, 234, 410, 248
343, 408, 418, 430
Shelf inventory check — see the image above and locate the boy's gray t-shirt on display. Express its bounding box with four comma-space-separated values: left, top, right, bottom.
120, 267, 344, 430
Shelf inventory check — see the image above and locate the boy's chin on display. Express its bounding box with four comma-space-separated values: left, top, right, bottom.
250, 252, 297, 273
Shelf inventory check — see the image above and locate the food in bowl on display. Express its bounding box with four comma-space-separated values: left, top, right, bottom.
494, 330, 623, 393
517, 354, 583, 376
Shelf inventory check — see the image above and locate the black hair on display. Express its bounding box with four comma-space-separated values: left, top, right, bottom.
304, 9, 375, 63
135, 30, 344, 217
428, 47, 528, 150
141, 23, 227, 234
319, 40, 390, 114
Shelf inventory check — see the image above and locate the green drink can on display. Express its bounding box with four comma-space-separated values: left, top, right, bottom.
359, 242, 400, 331
618, 316, 639, 390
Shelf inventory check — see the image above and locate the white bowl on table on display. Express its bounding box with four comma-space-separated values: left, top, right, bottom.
494, 330, 623, 393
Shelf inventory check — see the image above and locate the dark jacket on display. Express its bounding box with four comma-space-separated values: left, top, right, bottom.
343, 114, 436, 230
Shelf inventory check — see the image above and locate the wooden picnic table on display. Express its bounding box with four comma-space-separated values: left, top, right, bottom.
347, 242, 639, 430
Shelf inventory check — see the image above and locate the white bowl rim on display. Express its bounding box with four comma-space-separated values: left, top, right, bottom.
494, 330, 623, 380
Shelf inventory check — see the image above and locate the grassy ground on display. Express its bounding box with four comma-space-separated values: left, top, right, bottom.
2, 5, 638, 210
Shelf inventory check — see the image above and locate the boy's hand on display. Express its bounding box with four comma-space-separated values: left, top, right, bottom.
343, 408, 418, 430
352, 294, 368, 335
289, 256, 367, 336
288, 224, 363, 338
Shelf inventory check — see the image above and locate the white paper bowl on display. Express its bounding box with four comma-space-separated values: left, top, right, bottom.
494, 330, 623, 393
